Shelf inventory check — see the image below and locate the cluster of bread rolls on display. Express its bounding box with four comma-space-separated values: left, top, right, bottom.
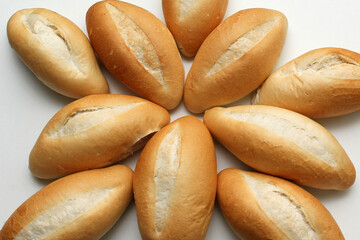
3, 0, 358, 239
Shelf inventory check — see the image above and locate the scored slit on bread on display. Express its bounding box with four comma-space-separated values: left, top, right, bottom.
253, 48, 360, 118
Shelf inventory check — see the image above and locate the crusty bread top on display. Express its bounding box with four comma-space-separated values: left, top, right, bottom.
29, 94, 170, 179
204, 105, 356, 189
184, 8, 287, 113
86, 0, 184, 110
7, 8, 109, 98
253, 47, 360, 118
134, 116, 217, 239
162, 0, 228, 57
217, 168, 345, 240
39, 94, 169, 139
0, 165, 133, 240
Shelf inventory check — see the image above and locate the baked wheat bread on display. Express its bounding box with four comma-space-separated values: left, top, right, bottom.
217, 168, 345, 240
203, 105, 356, 190
253, 47, 360, 118
7, 8, 109, 98
29, 94, 170, 179
133, 116, 217, 239
184, 8, 287, 113
86, 0, 184, 110
0, 165, 133, 240
162, 0, 228, 57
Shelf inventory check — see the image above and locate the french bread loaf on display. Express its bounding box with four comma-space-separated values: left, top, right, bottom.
217, 168, 345, 240
0, 165, 133, 240
86, 0, 184, 110
162, 0, 228, 57
7, 8, 109, 99
184, 8, 287, 113
133, 116, 217, 239
29, 94, 170, 179
253, 47, 360, 118
203, 105, 356, 190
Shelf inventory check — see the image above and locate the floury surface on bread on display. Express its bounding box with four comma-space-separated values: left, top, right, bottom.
162, 0, 228, 57
86, 0, 184, 110
7, 8, 109, 98
0, 165, 133, 240
204, 105, 356, 190
133, 116, 217, 240
253, 47, 360, 118
184, 8, 287, 113
29, 94, 170, 179
217, 169, 345, 240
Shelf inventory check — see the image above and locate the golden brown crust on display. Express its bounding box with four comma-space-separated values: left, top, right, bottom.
217, 168, 345, 240
0, 165, 133, 240
253, 47, 360, 118
133, 116, 217, 239
184, 8, 288, 113
29, 94, 170, 179
162, 0, 228, 57
203, 105, 356, 190
86, 0, 184, 110
7, 8, 109, 98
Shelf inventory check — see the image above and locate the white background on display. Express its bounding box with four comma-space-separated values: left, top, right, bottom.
0, 0, 359, 239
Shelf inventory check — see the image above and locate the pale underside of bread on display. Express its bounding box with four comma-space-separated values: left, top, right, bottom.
7, 8, 108, 98
217, 168, 345, 240
86, 1, 184, 110
134, 116, 217, 240
0, 165, 133, 240
252, 47, 360, 118
204, 105, 355, 189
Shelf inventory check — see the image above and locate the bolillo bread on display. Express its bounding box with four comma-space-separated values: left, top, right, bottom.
217, 168, 345, 240
86, 0, 184, 110
133, 116, 217, 240
184, 8, 287, 113
0, 165, 133, 240
203, 105, 356, 190
162, 0, 228, 57
29, 94, 170, 179
252, 47, 360, 118
7, 8, 109, 99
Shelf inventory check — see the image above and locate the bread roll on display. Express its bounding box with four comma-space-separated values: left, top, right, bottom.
133, 116, 217, 239
162, 0, 228, 57
184, 8, 287, 113
30, 94, 170, 179
7, 8, 109, 99
217, 168, 345, 240
203, 105, 356, 190
253, 47, 360, 118
0, 165, 133, 240
86, 0, 184, 110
